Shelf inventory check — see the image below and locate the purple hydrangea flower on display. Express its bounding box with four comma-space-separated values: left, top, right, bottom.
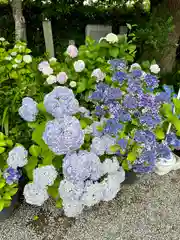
43, 116, 84, 155
103, 119, 123, 135
166, 132, 180, 149
19, 97, 38, 122
139, 113, 161, 128
155, 143, 171, 159
123, 95, 138, 109
133, 150, 156, 173
145, 74, 159, 89
127, 78, 142, 95
108, 59, 127, 70
132, 69, 142, 78
3, 167, 21, 185
63, 151, 102, 183
44, 86, 79, 119
90, 83, 122, 103
138, 94, 157, 110
112, 71, 127, 84
134, 130, 156, 146
155, 92, 171, 103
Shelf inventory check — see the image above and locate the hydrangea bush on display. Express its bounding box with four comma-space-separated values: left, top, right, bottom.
15, 33, 180, 217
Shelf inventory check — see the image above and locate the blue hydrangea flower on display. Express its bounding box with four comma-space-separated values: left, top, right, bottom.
43, 116, 84, 155
3, 167, 21, 185
138, 94, 157, 110
90, 83, 122, 103
139, 113, 161, 128
103, 119, 123, 135
132, 69, 142, 78
63, 151, 102, 183
107, 101, 131, 122
163, 85, 174, 96
133, 150, 156, 173
112, 71, 127, 84
166, 132, 180, 149
44, 86, 79, 118
155, 92, 171, 103
95, 105, 107, 117
155, 143, 171, 159
127, 78, 142, 95
18, 97, 38, 122
123, 95, 138, 109
108, 59, 127, 70
134, 130, 156, 146
145, 74, 159, 89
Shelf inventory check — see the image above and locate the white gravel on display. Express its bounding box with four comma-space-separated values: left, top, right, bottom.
1, 171, 180, 240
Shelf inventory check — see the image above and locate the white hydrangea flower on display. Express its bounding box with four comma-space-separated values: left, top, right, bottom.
91, 137, 106, 156
81, 182, 104, 207
15, 58, 22, 63
63, 200, 84, 217
12, 64, 18, 69
102, 168, 125, 201
24, 183, 49, 206
49, 57, 57, 62
42, 66, 53, 76
150, 64, 160, 74
7, 146, 28, 169
105, 33, 118, 44
74, 60, 85, 72
67, 45, 78, 58
33, 165, 58, 187
91, 68, 106, 82
23, 55, 32, 64
46, 75, 57, 85
0, 37, 5, 41
69, 81, 77, 87
99, 37, 106, 43
11, 52, 17, 56
102, 157, 120, 175
5, 56, 12, 61
57, 72, 68, 84
58, 179, 84, 201
129, 63, 141, 72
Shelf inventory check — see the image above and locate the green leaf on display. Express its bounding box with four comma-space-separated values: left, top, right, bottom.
24, 156, 38, 180
122, 160, 129, 171
0, 199, 4, 212
48, 186, 59, 199
56, 198, 63, 208
126, 23, 132, 30
76, 79, 87, 93
37, 102, 46, 113
141, 60, 150, 69
127, 152, 136, 162
3, 193, 12, 200
155, 128, 165, 140
128, 44, 136, 54
29, 145, 41, 157
109, 144, 120, 153
109, 47, 119, 58
2, 107, 9, 136
0, 140, 7, 147
33, 215, 39, 221
32, 122, 46, 147
0, 179, 5, 189
80, 119, 87, 129
9, 188, 18, 196
0, 147, 5, 154
173, 98, 180, 115
42, 150, 55, 165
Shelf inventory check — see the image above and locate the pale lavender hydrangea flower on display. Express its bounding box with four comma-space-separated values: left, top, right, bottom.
91, 68, 106, 82
24, 183, 49, 206
67, 45, 78, 58
63, 151, 102, 183
44, 86, 79, 118
43, 116, 84, 155
38, 61, 53, 75
7, 146, 28, 169
19, 97, 38, 122
33, 165, 58, 187
56, 72, 68, 84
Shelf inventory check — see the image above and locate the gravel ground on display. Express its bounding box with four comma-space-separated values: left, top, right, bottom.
1, 171, 180, 240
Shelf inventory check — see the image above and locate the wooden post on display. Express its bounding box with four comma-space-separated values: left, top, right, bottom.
42, 19, 55, 58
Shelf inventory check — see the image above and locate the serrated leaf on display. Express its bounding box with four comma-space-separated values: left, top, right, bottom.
80, 119, 87, 129
42, 150, 55, 165
56, 198, 63, 208
9, 188, 18, 196
3, 193, 12, 200
122, 160, 129, 171
76, 80, 87, 93
109, 47, 119, 58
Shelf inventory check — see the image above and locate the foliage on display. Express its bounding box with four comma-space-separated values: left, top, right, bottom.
0, 132, 19, 212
